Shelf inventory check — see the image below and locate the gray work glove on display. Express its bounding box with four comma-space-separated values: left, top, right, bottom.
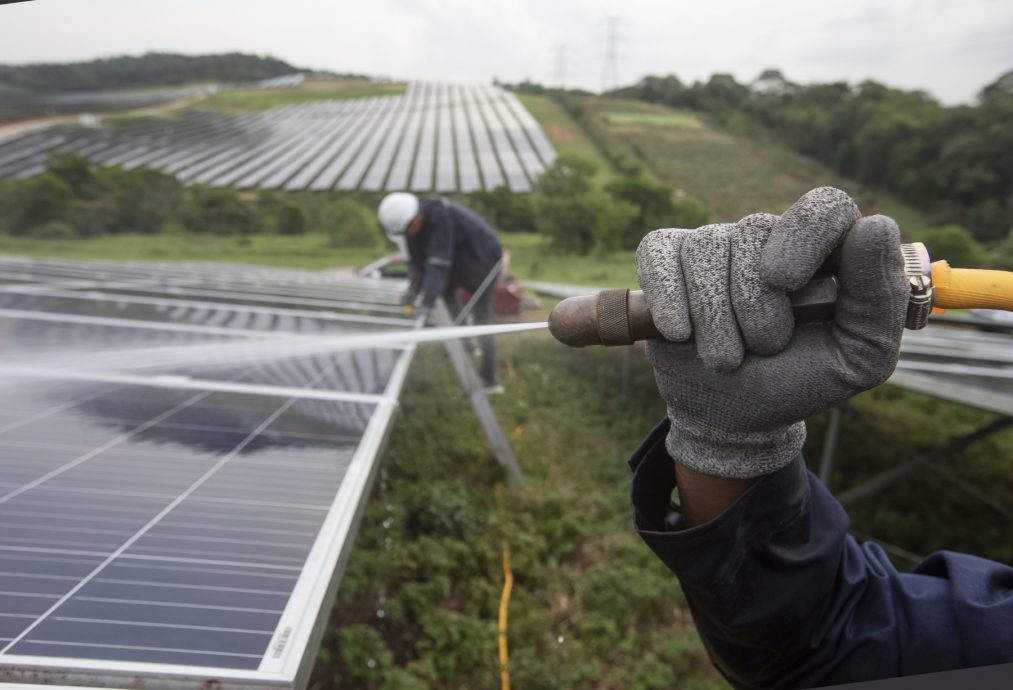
636, 187, 908, 479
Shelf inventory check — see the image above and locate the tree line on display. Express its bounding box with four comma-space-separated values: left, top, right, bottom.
612, 69, 1013, 245
0, 52, 300, 92
0, 150, 711, 258
0, 152, 384, 248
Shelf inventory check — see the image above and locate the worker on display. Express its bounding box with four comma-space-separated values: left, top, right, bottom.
377, 192, 504, 393
630, 187, 1013, 688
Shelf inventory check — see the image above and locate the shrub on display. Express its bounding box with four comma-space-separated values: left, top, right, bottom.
471, 185, 536, 232
671, 194, 711, 229
0, 173, 74, 235
921, 224, 988, 268
275, 202, 307, 235
27, 220, 78, 240
534, 154, 597, 198
180, 186, 261, 235
534, 190, 636, 254
321, 199, 383, 248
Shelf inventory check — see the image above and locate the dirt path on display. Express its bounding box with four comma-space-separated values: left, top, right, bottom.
0, 93, 207, 142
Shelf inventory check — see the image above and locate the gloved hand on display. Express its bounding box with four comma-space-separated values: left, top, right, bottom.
636, 187, 908, 479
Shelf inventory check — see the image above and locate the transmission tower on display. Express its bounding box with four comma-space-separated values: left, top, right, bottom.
601, 16, 622, 93
552, 43, 568, 89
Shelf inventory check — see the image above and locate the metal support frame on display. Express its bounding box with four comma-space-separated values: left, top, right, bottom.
432, 300, 524, 485
838, 416, 1012, 506
818, 403, 847, 487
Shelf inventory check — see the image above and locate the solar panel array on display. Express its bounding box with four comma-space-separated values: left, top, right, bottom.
0, 256, 416, 688
0, 82, 556, 193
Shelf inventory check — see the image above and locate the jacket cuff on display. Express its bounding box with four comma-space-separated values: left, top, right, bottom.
629, 418, 812, 561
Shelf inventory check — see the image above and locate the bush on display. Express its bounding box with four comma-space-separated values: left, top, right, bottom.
471, 185, 536, 232
180, 186, 261, 235
534, 154, 596, 198
921, 225, 988, 268
321, 199, 383, 248
671, 194, 711, 229
0, 173, 74, 235
276, 202, 307, 235
27, 220, 78, 240
535, 190, 636, 254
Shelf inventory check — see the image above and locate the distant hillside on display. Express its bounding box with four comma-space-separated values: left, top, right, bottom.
517, 90, 930, 234
0, 52, 301, 92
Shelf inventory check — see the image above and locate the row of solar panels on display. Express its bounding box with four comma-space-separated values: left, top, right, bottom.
0, 256, 418, 688
0, 82, 557, 193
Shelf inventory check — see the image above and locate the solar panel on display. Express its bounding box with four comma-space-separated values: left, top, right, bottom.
0, 82, 557, 192
0, 256, 416, 688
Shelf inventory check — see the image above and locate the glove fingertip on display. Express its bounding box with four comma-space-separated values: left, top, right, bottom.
762, 187, 861, 290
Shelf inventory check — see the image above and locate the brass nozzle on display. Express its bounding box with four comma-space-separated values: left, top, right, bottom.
549, 277, 839, 348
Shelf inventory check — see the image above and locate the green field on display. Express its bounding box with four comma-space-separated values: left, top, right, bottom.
0, 230, 638, 287
600, 109, 705, 129
571, 97, 931, 234
0, 231, 387, 270
200, 79, 406, 113
515, 93, 615, 183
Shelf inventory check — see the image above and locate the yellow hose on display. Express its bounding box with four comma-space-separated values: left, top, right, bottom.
498, 540, 513, 690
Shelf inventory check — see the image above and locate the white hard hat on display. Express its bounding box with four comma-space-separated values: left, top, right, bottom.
377, 192, 420, 236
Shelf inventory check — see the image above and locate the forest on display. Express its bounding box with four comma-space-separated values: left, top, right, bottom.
612, 69, 1013, 244
0, 52, 302, 92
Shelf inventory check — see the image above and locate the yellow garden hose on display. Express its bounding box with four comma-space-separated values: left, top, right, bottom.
498, 540, 513, 690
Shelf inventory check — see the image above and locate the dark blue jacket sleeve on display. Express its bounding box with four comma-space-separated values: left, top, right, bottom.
629, 418, 1013, 689
419, 200, 454, 308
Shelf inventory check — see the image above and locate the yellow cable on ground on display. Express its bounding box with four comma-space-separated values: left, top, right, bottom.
498, 539, 513, 690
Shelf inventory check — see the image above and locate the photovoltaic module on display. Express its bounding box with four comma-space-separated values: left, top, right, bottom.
0, 256, 415, 688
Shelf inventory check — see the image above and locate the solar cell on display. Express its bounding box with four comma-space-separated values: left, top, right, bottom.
0, 256, 418, 688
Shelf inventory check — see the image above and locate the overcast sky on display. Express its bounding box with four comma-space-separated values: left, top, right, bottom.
1, 0, 1010, 104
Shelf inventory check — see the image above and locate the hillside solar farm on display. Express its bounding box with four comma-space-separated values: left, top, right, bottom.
0, 82, 556, 192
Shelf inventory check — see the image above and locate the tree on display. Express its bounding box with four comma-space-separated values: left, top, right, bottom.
0, 173, 74, 235
321, 199, 382, 248
921, 225, 987, 269
471, 185, 535, 233
180, 186, 261, 235
276, 203, 306, 235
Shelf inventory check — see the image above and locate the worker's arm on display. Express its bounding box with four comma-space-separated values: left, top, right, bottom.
418, 200, 455, 309
628, 419, 1013, 688
632, 188, 1013, 686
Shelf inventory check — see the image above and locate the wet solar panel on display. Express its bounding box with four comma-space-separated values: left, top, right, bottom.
0, 256, 416, 688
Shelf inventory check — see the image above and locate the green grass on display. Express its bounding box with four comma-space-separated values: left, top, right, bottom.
515, 93, 614, 183
502, 232, 637, 287
600, 110, 704, 129
0, 231, 388, 270
0, 230, 638, 288
310, 334, 726, 690
571, 98, 931, 232
308, 311, 1012, 689
200, 79, 406, 113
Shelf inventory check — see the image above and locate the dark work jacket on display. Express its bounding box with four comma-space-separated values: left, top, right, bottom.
406, 197, 502, 309
629, 418, 1013, 689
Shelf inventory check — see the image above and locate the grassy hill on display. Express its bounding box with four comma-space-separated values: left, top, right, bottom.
524, 91, 931, 238
200, 78, 406, 114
